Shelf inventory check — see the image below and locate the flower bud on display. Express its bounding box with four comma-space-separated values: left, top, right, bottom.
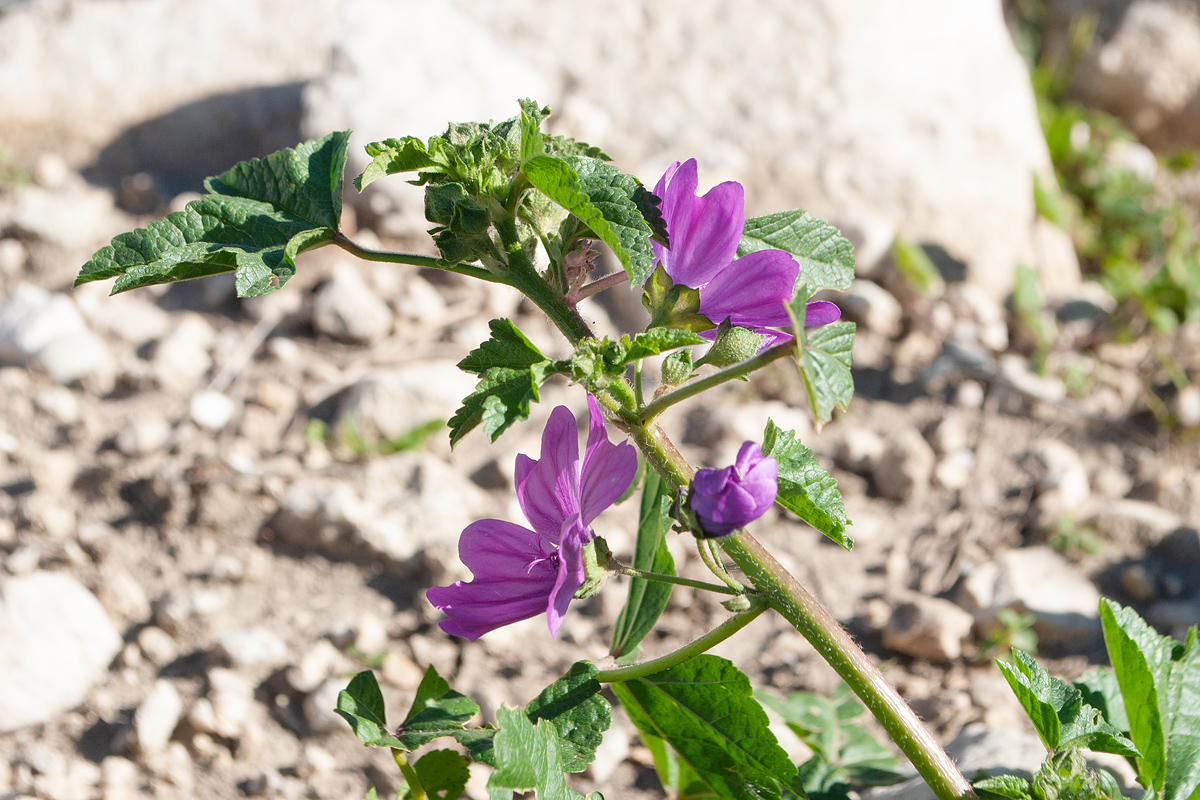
694, 322, 765, 368
689, 442, 778, 537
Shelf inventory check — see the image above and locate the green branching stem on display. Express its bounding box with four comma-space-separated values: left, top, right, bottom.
596, 601, 768, 684
697, 537, 748, 593
616, 566, 744, 596
392, 750, 427, 800
638, 340, 795, 423
332, 233, 501, 283
571, 271, 630, 303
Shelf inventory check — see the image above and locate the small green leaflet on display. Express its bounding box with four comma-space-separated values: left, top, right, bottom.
995, 649, 1138, 758
737, 210, 855, 293
621, 328, 706, 361
335, 669, 403, 748
787, 289, 855, 429
1163, 629, 1200, 800
450, 319, 561, 446
756, 684, 905, 790
523, 155, 656, 284
487, 707, 596, 800
612, 654, 797, 800
972, 775, 1035, 799
524, 662, 611, 774
398, 750, 471, 800
610, 469, 676, 659
1073, 666, 1130, 734
761, 419, 851, 550
642, 264, 715, 333
77, 131, 350, 298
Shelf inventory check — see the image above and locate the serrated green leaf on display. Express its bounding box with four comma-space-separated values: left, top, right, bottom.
761, 419, 851, 550
620, 328, 706, 362
395, 665, 484, 752
525, 662, 611, 774
336, 670, 403, 747
77, 132, 349, 298
610, 470, 676, 659
737, 210, 854, 293
459, 319, 549, 375
523, 155, 655, 284
616, 685, 719, 799
787, 291, 855, 429
1100, 597, 1173, 791
518, 99, 550, 163
1074, 666, 1130, 734
611, 655, 797, 800
1164, 630, 1200, 800
401, 750, 470, 800
362, 787, 379, 800
757, 684, 903, 789
355, 136, 442, 191
995, 650, 1139, 758
972, 775, 1035, 799
543, 135, 611, 162
448, 360, 558, 447
488, 706, 586, 800
794, 755, 851, 800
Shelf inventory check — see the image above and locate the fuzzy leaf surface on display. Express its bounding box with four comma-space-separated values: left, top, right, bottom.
972, 775, 1035, 799
1074, 667, 1130, 734
1164, 629, 1200, 800
788, 291, 855, 428
995, 649, 1138, 757
487, 706, 589, 800
524, 662, 611, 774
610, 470, 676, 659
737, 210, 854, 293
355, 136, 442, 191
77, 131, 349, 298
761, 419, 851, 550
458, 319, 549, 375
403, 750, 470, 800
612, 655, 797, 800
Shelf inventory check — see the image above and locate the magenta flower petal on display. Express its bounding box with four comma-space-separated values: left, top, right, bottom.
515, 405, 582, 541
546, 515, 589, 637
690, 442, 778, 537
699, 249, 799, 330
804, 300, 842, 326
579, 396, 638, 525
426, 519, 560, 641
653, 159, 744, 287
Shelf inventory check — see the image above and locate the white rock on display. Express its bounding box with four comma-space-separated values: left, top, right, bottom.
33, 328, 113, 387
215, 627, 288, 669
836, 427, 886, 475
0, 238, 27, 275
116, 417, 173, 457
872, 428, 935, 502
0, 571, 122, 732
32, 153, 70, 190
1174, 385, 1200, 428
882, 594, 975, 662
74, 286, 171, 346
982, 546, 1102, 646
302, 678, 346, 735
954, 380, 985, 409
1036, 439, 1090, 520
190, 668, 254, 739
28, 450, 77, 496
97, 568, 152, 624
998, 354, 1067, 404
135, 680, 183, 753
934, 449, 976, 491
930, 415, 971, 455
10, 183, 120, 251
333, 361, 478, 443
137, 627, 178, 667
841, 279, 902, 337
312, 263, 394, 345
0, 284, 89, 365
152, 313, 214, 392
35, 386, 80, 425
190, 391, 237, 430
286, 640, 352, 694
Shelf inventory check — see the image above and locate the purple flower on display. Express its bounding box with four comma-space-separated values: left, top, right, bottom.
690, 442, 778, 537
426, 397, 637, 640
652, 159, 840, 345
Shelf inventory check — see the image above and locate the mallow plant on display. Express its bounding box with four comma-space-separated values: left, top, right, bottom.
76, 99, 1196, 800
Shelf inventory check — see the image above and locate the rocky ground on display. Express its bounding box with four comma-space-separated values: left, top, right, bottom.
2, 2, 1200, 800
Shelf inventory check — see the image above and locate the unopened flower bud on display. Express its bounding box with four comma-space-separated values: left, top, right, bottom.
689, 442, 777, 538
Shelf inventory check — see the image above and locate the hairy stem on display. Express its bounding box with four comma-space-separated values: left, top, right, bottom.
572, 270, 630, 303
638, 340, 795, 423
596, 602, 767, 683
696, 537, 748, 592
333, 233, 500, 283
616, 566, 743, 596
392, 750, 427, 800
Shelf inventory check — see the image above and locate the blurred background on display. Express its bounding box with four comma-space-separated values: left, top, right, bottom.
1, 1, 1199, 798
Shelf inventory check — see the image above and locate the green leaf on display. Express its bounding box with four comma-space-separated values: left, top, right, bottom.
610, 470, 676, 659
405, 750, 470, 800
458, 319, 549, 375
761, 419, 851, 550
621, 328, 706, 362
1074, 667, 1130, 734
1164, 630, 1200, 800
1100, 597, 1173, 791
756, 684, 903, 788
525, 662, 611, 774
793, 755, 851, 800
518, 99, 550, 163
77, 131, 351, 298
336, 670, 403, 747
487, 706, 587, 800
355, 136, 442, 191
889, 235, 943, 296
737, 210, 855, 293
543, 135, 611, 162
616, 687, 719, 799
787, 290, 855, 429
972, 775, 1035, 799
523, 155, 655, 284
611, 654, 797, 800
448, 360, 559, 446
396, 666, 488, 755
362, 787, 379, 800
995, 649, 1139, 758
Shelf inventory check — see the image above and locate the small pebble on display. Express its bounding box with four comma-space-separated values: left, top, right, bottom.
190, 391, 237, 430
